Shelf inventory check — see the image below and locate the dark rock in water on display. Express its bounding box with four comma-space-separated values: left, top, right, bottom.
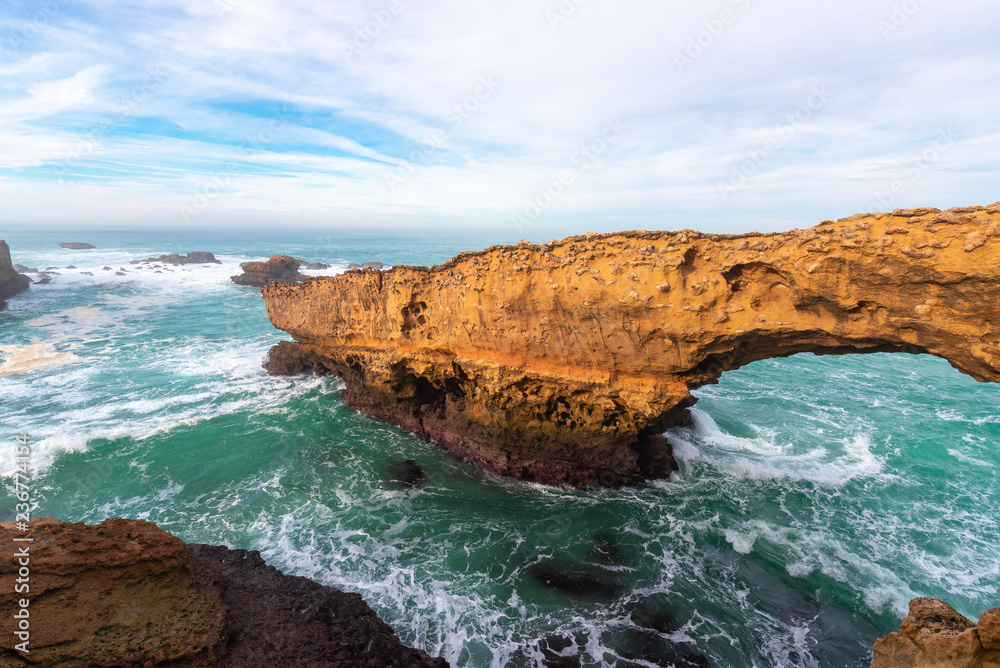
102, 266, 112, 271
0, 300, 6, 311
538, 635, 581, 667
45, 266, 59, 271
60, 242, 95, 249
114, 271, 126, 276
529, 561, 621, 602
66, 265, 76, 269
0, 517, 448, 668
129, 259, 143, 265
155, 270, 162, 274
298, 260, 331, 270
263, 340, 335, 376
617, 629, 711, 668
81, 271, 93, 276
13, 264, 38, 274
629, 594, 678, 635
0, 241, 32, 302
591, 530, 627, 566
35, 275, 53, 284
347, 261, 385, 270
390, 459, 424, 488
139, 252, 222, 266
232, 255, 304, 287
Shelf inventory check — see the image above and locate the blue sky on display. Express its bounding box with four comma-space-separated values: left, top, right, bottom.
1, 0, 999, 234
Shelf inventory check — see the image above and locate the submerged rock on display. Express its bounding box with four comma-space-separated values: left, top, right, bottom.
528, 561, 621, 602
0, 517, 449, 667
60, 242, 95, 249
389, 459, 424, 488
262, 203, 1000, 488
871, 598, 1000, 667
232, 255, 304, 287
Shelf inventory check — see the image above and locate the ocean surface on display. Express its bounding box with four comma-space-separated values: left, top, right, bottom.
1, 227, 998, 668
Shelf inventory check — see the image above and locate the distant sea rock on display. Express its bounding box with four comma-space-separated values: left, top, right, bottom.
232, 255, 305, 288
137, 252, 222, 266
0, 517, 448, 667
0, 240, 31, 309
60, 242, 95, 249
347, 261, 384, 270
299, 260, 331, 270
12, 264, 38, 274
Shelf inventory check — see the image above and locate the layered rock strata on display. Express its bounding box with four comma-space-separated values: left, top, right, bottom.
232, 255, 305, 287
0, 240, 31, 311
263, 204, 1000, 487
0, 517, 447, 667
871, 598, 1000, 668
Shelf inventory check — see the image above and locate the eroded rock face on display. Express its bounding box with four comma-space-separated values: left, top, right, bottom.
0, 517, 448, 667
263, 204, 1000, 487
232, 255, 304, 287
871, 598, 1000, 668
0, 240, 31, 310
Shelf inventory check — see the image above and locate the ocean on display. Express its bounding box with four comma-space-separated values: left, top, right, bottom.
1, 227, 998, 667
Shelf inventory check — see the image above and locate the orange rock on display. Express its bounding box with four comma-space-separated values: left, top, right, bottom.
262, 205, 1000, 487
871, 598, 1000, 667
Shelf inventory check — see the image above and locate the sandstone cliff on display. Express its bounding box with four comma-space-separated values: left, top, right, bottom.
0, 518, 447, 667
0, 240, 31, 311
871, 598, 1000, 668
263, 204, 1000, 487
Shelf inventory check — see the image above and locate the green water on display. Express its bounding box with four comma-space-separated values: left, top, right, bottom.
1, 228, 998, 667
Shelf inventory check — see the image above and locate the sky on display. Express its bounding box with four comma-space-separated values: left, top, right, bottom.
1, 0, 999, 235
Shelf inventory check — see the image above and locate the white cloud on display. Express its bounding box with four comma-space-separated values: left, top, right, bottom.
0, 0, 998, 231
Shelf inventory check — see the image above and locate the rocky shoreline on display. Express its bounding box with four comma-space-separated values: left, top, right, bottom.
0, 518, 448, 667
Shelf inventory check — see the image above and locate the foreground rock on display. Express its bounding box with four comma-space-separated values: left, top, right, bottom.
0, 518, 447, 667
262, 204, 1000, 487
0, 241, 31, 311
232, 255, 305, 287
134, 251, 222, 266
871, 598, 1000, 667
59, 242, 95, 249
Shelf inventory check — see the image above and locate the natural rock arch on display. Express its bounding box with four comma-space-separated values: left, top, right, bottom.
262, 205, 1000, 487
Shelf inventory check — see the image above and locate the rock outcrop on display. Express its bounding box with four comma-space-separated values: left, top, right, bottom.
59, 242, 95, 249
232, 255, 305, 287
134, 252, 222, 265
0, 240, 31, 311
871, 598, 1000, 667
262, 204, 1000, 487
0, 517, 448, 667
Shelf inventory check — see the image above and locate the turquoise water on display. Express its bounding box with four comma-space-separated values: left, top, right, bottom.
1, 228, 998, 668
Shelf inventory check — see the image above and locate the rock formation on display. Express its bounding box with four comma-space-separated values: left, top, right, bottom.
134, 252, 222, 266
262, 204, 1000, 487
0, 241, 31, 311
59, 242, 95, 249
0, 517, 447, 667
232, 255, 305, 287
871, 598, 1000, 667
348, 261, 384, 270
